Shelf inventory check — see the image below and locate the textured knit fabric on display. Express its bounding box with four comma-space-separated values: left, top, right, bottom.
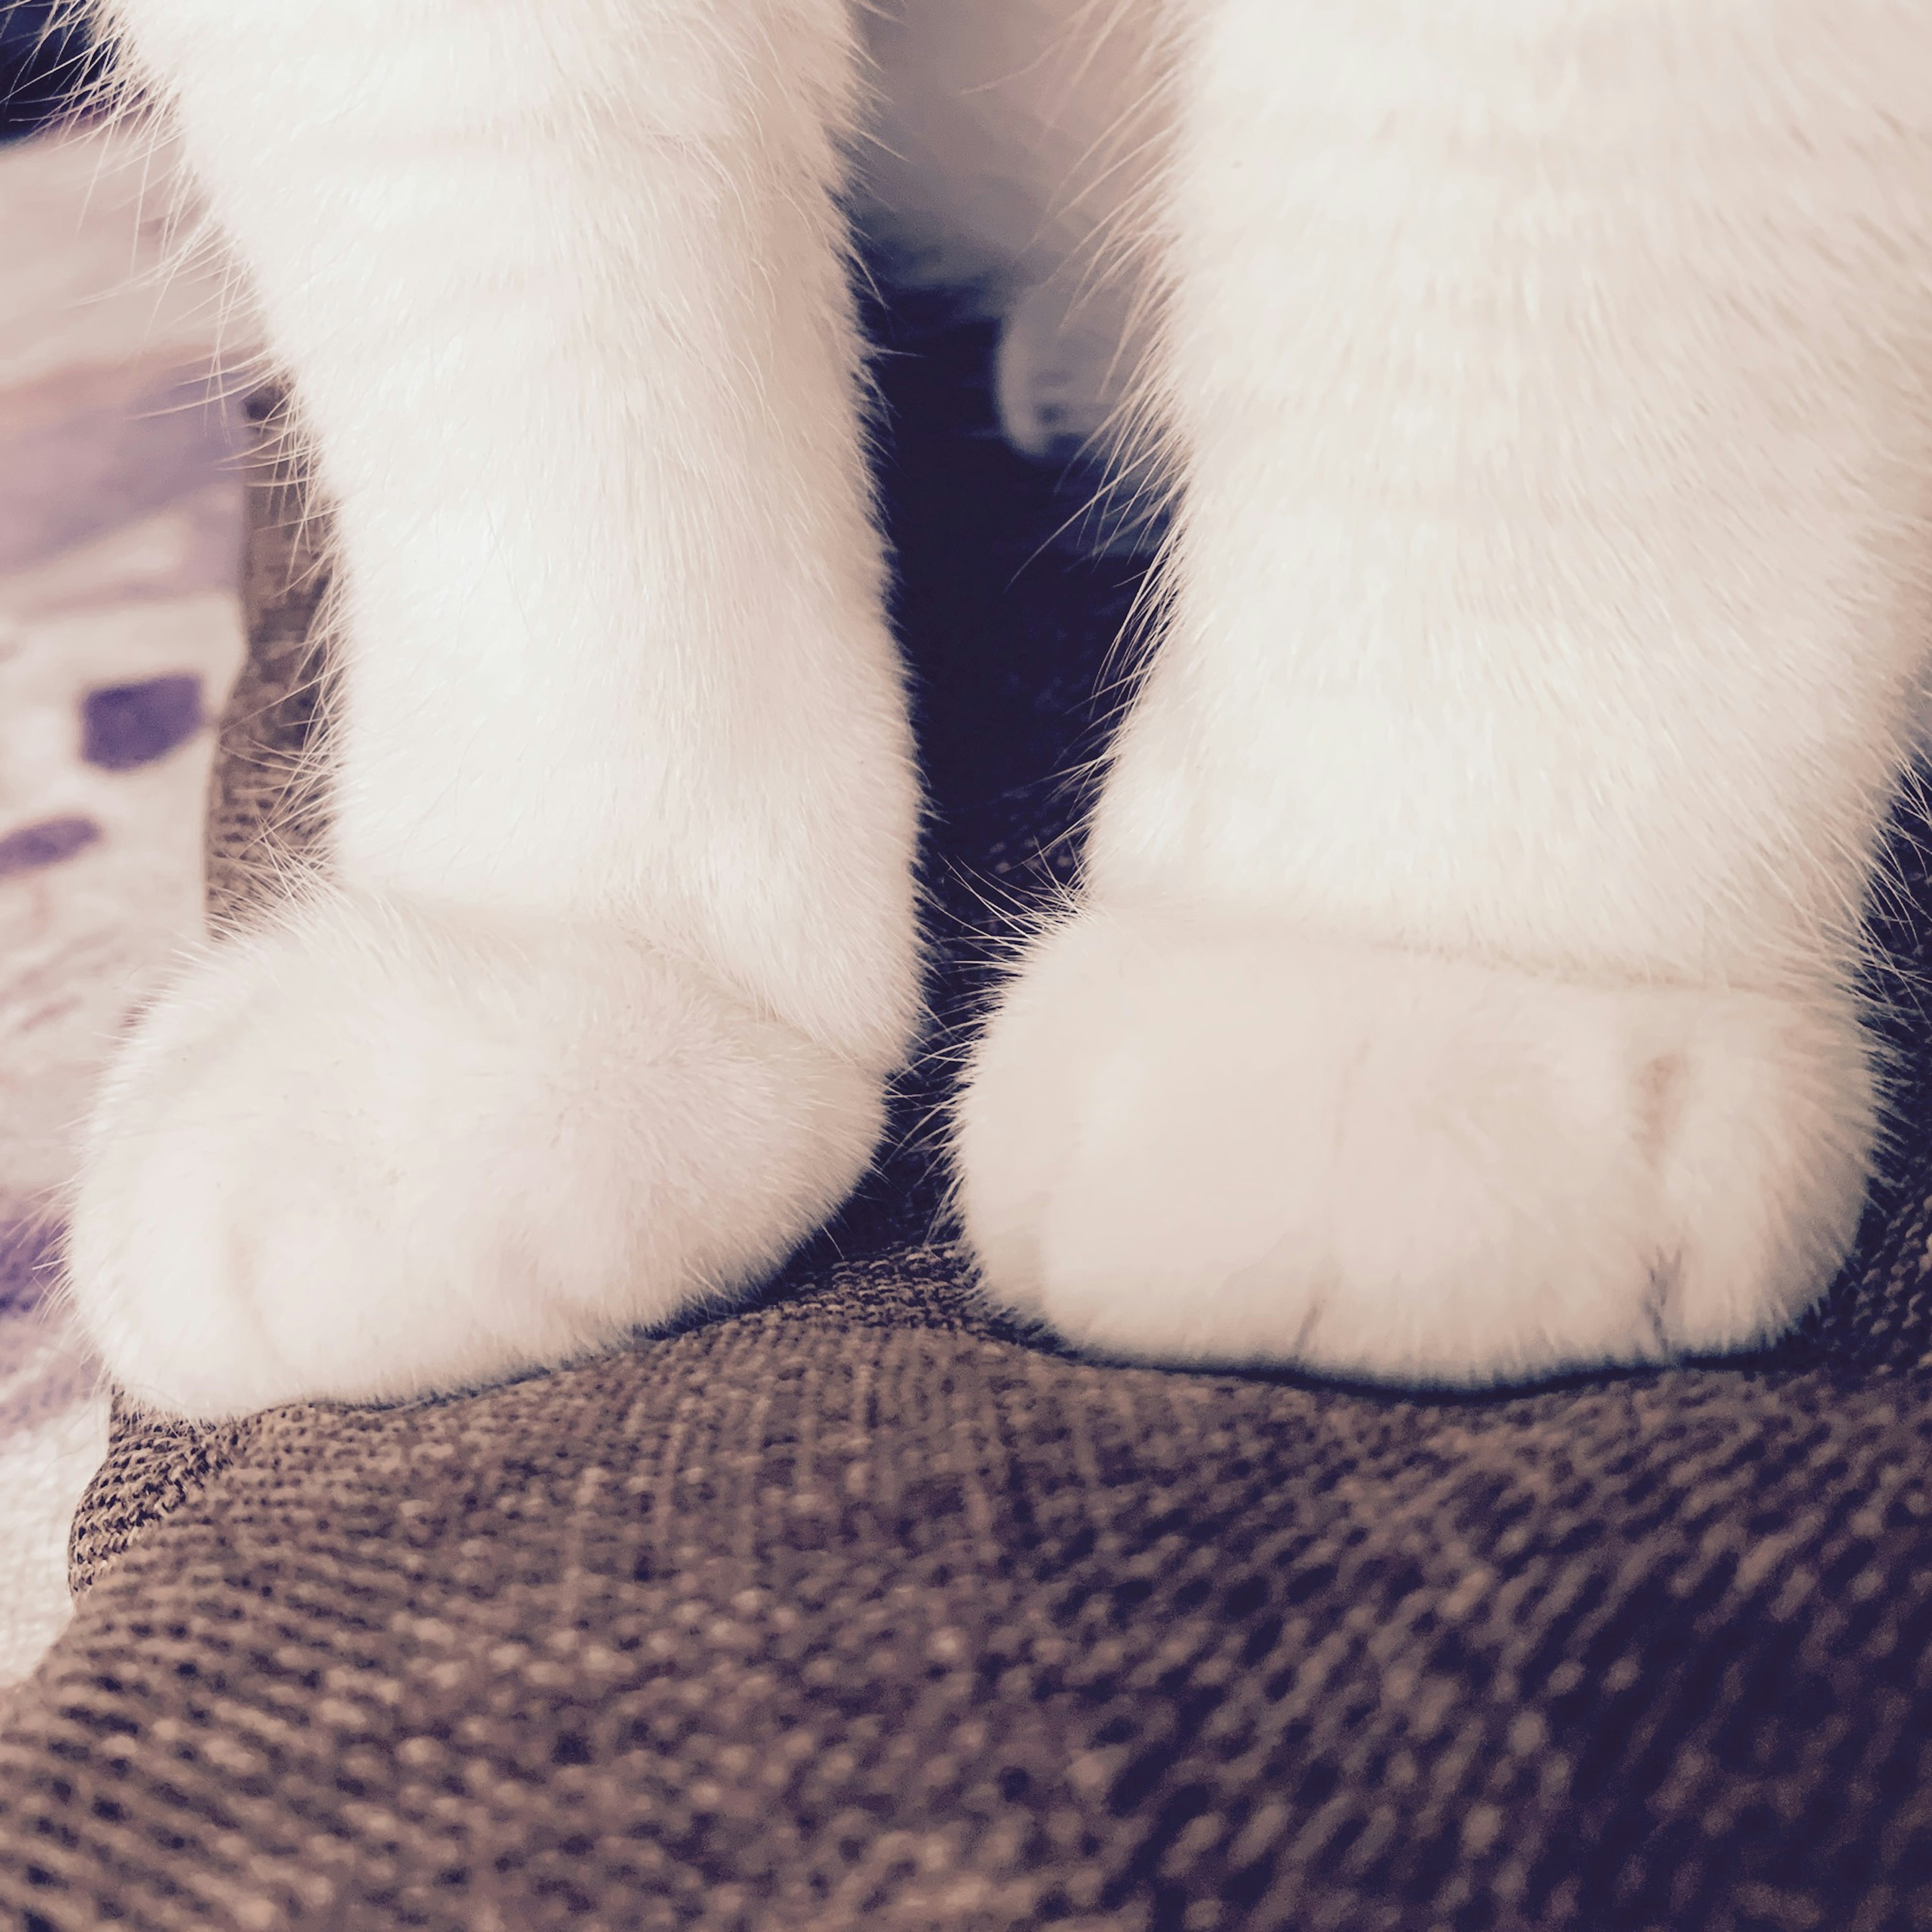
3, 314, 1931, 1932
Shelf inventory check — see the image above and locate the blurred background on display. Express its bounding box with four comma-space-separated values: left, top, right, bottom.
1, 2, 101, 139
0, 1, 252, 1691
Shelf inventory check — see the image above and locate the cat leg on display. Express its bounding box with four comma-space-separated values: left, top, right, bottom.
957, 3, 1932, 1382
66, 0, 919, 1416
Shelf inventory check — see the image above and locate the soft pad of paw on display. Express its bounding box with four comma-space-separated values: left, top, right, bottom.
66, 891, 883, 1416
956, 908, 1872, 1385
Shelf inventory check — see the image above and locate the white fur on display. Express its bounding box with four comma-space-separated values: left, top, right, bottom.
859, 0, 1164, 294
70, 890, 880, 1414
859, 0, 1167, 456
68, 0, 920, 1416
959, 0, 1932, 1378
957, 907, 1872, 1382
64, 0, 1932, 1410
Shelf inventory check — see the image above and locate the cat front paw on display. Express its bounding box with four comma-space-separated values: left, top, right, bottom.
955, 907, 1873, 1384
65, 891, 886, 1418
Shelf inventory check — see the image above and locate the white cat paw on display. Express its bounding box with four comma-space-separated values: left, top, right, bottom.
65, 891, 888, 1418
955, 907, 1874, 1384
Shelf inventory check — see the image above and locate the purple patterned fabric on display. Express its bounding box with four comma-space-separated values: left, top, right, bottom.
80, 674, 204, 771
0, 815, 100, 877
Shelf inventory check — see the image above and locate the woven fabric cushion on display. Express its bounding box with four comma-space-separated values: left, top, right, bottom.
3, 326, 1931, 1932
